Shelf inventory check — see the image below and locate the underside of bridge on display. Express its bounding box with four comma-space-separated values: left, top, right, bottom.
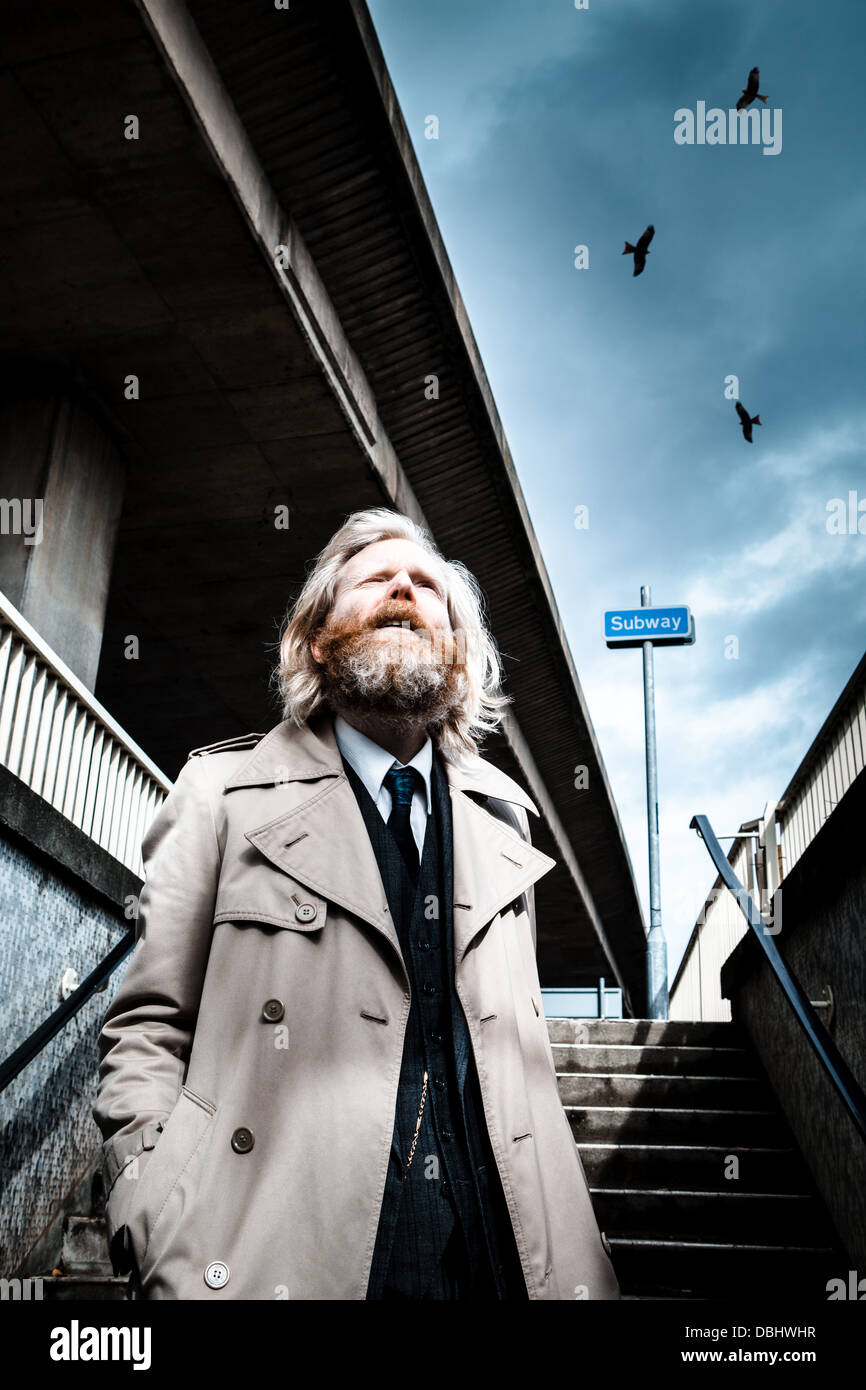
0, 0, 647, 1009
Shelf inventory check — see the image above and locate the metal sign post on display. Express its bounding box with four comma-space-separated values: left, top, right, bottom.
604, 589, 695, 1018
640, 585, 667, 1020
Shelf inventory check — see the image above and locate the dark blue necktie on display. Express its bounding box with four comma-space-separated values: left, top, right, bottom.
385, 765, 422, 878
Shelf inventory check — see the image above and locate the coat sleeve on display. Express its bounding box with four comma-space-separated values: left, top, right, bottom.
92, 756, 220, 1262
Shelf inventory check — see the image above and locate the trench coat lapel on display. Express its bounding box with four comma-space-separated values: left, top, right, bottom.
443, 759, 557, 967
225, 712, 401, 960
226, 712, 556, 973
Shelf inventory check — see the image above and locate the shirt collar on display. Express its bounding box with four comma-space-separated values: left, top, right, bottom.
333, 713, 433, 814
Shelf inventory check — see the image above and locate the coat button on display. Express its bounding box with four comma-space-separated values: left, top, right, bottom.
295, 902, 317, 923
262, 998, 284, 1022
204, 1261, 230, 1289
231, 1127, 254, 1154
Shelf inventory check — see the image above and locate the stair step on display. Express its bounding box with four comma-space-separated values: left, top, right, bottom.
578, 1142, 814, 1192
40, 1275, 128, 1301
590, 1187, 835, 1244
552, 1043, 760, 1077
609, 1239, 845, 1300
558, 1071, 772, 1109
547, 1019, 746, 1047
61, 1215, 113, 1276
567, 1105, 782, 1145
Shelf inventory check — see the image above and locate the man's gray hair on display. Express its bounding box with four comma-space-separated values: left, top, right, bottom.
271, 508, 510, 758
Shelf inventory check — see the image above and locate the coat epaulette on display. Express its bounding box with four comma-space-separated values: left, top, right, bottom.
187, 732, 268, 760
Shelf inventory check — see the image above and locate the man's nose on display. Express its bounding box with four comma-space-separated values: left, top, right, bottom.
387, 569, 415, 599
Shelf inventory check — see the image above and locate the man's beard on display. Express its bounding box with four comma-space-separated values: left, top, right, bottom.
313, 599, 467, 733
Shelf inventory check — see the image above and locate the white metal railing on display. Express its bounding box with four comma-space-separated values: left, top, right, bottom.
0, 588, 171, 878
778, 689, 866, 877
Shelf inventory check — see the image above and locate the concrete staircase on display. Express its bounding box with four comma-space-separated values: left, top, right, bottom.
551, 1017, 849, 1300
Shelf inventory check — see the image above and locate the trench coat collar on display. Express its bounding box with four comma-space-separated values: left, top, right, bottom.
225, 711, 556, 966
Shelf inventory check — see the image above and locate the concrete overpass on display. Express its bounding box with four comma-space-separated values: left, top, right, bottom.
0, 0, 647, 1009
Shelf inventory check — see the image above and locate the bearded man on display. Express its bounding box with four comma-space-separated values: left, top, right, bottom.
93, 508, 621, 1302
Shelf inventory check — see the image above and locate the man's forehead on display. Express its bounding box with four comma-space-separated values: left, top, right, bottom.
341, 538, 445, 583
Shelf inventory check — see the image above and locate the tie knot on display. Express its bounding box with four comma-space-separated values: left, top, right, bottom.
385, 764, 422, 809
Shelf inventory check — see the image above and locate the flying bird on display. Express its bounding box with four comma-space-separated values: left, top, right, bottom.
623, 224, 654, 277
736, 67, 767, 111
736, 400, 762, 443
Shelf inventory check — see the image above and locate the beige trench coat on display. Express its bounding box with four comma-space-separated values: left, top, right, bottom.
93, 711, 621, 1300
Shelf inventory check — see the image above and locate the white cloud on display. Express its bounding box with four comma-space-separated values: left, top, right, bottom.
683, 488, 866, 619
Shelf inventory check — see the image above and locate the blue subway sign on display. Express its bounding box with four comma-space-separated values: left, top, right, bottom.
604, 605, 695, 648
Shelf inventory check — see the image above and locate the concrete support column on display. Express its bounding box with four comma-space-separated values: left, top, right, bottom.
0, 385, 126, 690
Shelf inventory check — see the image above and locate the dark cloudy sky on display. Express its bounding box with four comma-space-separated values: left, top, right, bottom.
367, 0, 866, 980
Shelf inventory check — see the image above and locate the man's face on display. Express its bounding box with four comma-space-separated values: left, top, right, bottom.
312, 537, 451, 656
310, 537, 465, 726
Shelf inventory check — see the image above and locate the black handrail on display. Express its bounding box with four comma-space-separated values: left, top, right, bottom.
0, 928, 135, 1095
690, 813, 866, 1145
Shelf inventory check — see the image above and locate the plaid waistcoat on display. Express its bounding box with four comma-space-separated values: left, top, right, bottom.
341, 750, 526, 1301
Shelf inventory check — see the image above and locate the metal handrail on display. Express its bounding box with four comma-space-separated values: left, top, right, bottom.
0, 929, 135, 1095
690, 812, 866, 1145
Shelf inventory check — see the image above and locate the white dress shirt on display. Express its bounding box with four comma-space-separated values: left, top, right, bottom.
333, 713, 433, 860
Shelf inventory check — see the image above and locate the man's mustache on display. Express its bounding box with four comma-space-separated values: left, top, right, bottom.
313, 601, 471, 673
330, 600, 432, 639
